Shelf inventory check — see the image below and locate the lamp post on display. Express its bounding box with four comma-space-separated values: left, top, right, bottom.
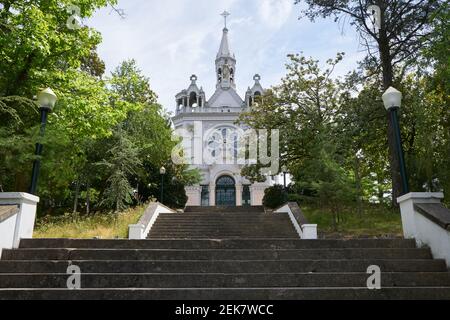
160, 166, 166, 204
382, 87, 409, 195
281, 165, 288, 189
29, 88, 57, 195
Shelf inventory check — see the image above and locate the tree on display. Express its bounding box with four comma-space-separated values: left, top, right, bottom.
296, 0, 445, 203
239, 53, 359, 217
239, 53, 346, 177
0, 0, 126, 194
100, 130, 141, 212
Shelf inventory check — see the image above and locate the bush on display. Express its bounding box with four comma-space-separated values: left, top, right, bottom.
287, 193, 302, 204
263, 185, 287, 209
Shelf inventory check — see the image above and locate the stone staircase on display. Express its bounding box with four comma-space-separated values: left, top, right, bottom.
0, 206, 449, 300
148, 206, 298, 239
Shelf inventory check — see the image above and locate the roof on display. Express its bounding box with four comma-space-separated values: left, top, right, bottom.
207, 87, 244, 108
216, 28, 235, 60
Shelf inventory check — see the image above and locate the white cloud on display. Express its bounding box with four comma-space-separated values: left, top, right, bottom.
258, 0, 293, 29
88, 0, 362, 113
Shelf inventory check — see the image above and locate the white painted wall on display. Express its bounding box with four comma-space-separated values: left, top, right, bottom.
0, 193, 40, 256
398, 192, 450, 267
0, 213, 18, 257
129, 202, 176, 239
274, 203, 318, 239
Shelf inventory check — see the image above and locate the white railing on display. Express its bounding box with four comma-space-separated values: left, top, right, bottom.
128, 202, 176, 239
0, 193, 39, 256
274, 202, 317, 239
398, 192, 450, 267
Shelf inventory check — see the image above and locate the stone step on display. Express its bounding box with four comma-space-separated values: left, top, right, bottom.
149, 223, 295, 228
146, 234, 298, 238
146, 233, 298, 238
153, 217, 292, 221
1, 248, 432, 261
146, 232, 297, 237
148, 229, 297, 234
185, 206, 265, 213
146, 235, 301, 239
160, 213, 271, 216
1, 272, 449, 289
1, 259, 445, 274
1, 287, 450, 300
151, 220, 293, 225
19, 239, 417, 250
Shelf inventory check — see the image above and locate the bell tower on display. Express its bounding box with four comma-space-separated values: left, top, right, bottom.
216, 11, 236, 89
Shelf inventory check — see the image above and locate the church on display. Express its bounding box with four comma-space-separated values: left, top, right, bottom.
171, 13, 272, 207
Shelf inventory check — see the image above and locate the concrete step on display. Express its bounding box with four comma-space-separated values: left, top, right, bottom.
1, 248, 433, 261
1, 287, 450, 300
153, 221, 292, 224
146, 236, 301, 239
148, 229, 298, 234
146, 233, 298, 238
1, 272, 449, 289
1, 259, 445, 274
146, 233, 297, 238
149, 224, 295, 229
18, 239, 418, 250
153, 217, 292, 222
185, 206, 265, 213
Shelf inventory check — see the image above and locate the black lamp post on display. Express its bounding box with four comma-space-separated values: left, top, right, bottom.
160, 166, 166, 204
382, 87, 409, 195
29, 88, 57, 195
281, 165, 288, 189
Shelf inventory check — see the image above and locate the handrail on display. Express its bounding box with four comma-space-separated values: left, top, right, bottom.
273, 202, 317, 239
414, 203, 450, 231
128, 202, 176, 239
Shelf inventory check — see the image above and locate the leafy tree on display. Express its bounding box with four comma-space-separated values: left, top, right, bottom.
296, 0, 445, 203
239, 53, 346, 180
100, 130, 141, 212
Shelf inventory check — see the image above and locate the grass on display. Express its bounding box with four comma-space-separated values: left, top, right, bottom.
33, 203, 403, 240
33, 206, 145, 239
301, 203, 403, 239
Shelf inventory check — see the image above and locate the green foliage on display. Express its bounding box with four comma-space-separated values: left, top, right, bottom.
302, 203, 403, 238
100, 130, 142, 212
263, 185, 287, 209
34, 205, 144, 239
0, 3, 197, 215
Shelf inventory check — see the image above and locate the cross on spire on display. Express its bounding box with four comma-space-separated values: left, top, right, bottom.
221, 10, 230, 29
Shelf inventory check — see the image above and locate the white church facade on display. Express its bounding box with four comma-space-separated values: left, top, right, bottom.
172, 15, 273, 207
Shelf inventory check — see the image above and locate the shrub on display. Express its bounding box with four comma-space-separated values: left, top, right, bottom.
263, 185, 287, 209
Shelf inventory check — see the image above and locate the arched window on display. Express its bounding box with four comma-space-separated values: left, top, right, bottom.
253, 91, 262, 104
216, 175, 235, 186
189, 92, 197, 107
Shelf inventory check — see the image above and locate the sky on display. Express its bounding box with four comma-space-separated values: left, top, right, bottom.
88, 0, 366, 114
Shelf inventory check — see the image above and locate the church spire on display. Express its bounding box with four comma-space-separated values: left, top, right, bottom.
216, 11, 236, 89
216, 11, 234, 59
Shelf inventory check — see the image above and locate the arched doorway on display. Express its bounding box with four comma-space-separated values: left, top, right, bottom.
216, 175, 236, 206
